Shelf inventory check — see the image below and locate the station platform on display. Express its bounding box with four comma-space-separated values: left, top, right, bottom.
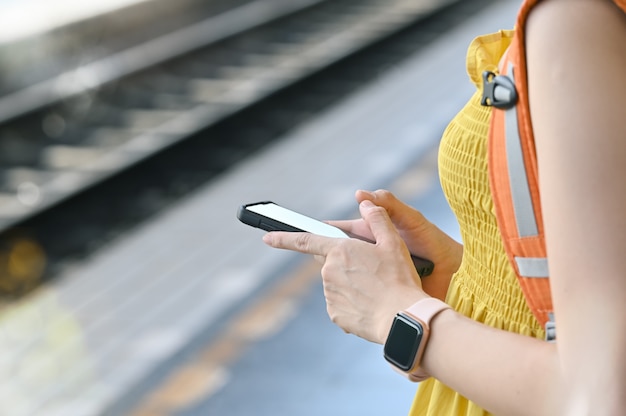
0, 1, 519, 415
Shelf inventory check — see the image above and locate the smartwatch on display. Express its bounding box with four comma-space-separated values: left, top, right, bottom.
383, 297, 451, 381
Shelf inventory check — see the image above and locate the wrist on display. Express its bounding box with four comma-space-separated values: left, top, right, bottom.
377, 293, 429, 345
383, 297, 451, 381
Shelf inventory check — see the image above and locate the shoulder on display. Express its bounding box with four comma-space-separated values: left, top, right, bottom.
523, 0, 626, 213
525, 0, 626, 146
525, 0, 626, 65
526, 0, 626, 56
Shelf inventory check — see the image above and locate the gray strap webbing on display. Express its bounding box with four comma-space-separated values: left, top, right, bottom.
515, 257, 549, 278
503, 63, 539, 238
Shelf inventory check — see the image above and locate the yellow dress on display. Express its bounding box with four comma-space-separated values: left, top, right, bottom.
408, 31, 544, 416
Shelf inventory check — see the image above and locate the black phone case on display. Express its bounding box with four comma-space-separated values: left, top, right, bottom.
237, 202, 305, 233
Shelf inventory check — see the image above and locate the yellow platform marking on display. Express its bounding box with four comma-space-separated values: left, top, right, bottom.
130, 258, 322, 415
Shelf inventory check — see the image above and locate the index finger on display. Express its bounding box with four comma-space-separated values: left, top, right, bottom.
262, 231, 335, 256
326, 219, 375, 242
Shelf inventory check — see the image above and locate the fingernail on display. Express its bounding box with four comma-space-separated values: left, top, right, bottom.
262, 233, 273, 245
360, 200, 375, 208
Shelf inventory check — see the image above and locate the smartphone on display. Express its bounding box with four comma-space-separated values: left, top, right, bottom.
237, 201, 434, 277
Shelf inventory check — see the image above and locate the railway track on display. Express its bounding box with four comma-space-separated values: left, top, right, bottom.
0, 0, 453, 231
0, 0, 496, 295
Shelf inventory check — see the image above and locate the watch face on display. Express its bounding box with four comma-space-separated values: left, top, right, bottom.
384, 314, 424, 371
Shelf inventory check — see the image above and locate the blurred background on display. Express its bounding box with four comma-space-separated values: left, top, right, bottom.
0, 0, 518, 414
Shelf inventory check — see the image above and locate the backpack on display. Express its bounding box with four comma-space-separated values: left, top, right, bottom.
480, 0, 555, 341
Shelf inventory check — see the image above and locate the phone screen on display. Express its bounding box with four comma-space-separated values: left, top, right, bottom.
242, 202, 349, 238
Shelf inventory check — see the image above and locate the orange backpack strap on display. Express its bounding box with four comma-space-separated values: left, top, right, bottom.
482, 0, 555, 341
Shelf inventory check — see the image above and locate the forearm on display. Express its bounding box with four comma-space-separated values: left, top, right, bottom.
413, 227, 463, 301
420, 308, 561, 416
418, 258, 456, 301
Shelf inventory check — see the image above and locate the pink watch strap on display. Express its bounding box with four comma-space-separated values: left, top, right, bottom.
404, 297, 451, 324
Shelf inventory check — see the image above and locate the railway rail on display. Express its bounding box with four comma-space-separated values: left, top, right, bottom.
0, 0, 454, 232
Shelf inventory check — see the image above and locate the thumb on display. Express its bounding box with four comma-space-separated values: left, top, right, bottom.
357, 189, 427, 232
359, 199, 398, 245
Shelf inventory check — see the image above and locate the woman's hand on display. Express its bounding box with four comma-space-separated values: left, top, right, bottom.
330, 189, 463, 300
263, 199, 427, 344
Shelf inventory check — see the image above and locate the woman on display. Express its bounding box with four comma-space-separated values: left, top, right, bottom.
262, 0, 626, 414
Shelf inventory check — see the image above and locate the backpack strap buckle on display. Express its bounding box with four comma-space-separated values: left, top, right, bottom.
545, 313, 557, 342
481, 70, 518, 109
